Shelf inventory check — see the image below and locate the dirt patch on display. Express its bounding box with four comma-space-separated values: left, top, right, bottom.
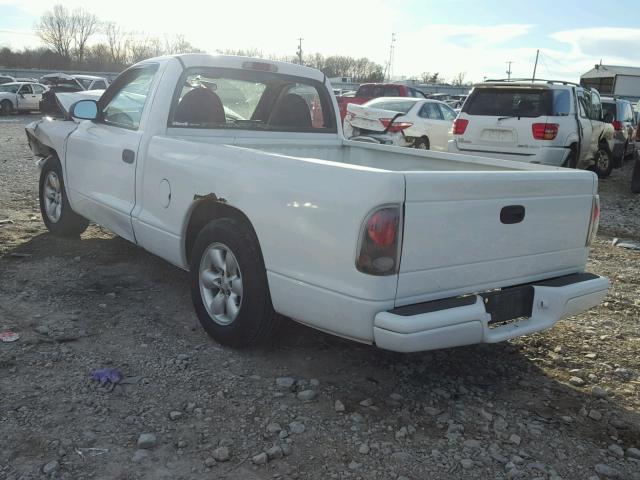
1, 115, 639, 480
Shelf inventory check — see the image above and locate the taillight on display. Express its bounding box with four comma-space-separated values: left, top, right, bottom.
586, 195, 600, 246
453, 118, 468, 135
612, 120, 623, 131
356, 205, 402, 275
532, 123, 559, 140
380, 118, 413, 133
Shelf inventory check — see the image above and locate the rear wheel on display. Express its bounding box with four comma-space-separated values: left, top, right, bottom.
1, 100, 13, 115
190, 218, 278, 348
563, 147, 577, 168
593, 146, 613, 179
414, 137, 430, 150
39, 157, 89, 236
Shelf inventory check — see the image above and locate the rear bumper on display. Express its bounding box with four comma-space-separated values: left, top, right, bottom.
374, 273, 609, 352
447, 140, 570, 167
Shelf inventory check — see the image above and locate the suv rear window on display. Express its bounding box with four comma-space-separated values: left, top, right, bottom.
464, 88, 552, 117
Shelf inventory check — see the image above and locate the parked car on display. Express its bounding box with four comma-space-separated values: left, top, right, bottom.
336, 83, 427, 120
343, 97, 455, 150
72, 74, 109, 90
0, 82, 48, 115
448, 79, 616, 178
600, 97, 636, 165
0, 74, 16, 85
25, 54, 608, 353
16, 77, 39, 83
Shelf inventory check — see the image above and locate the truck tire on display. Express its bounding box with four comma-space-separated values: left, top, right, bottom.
593, 146, 613, 179
190, 218, 278, 348
39, 156, 89, 237
563, 146, 577, 168
631, 153, 640, 194
414, 137, 430, 150
1, 100, 13, 115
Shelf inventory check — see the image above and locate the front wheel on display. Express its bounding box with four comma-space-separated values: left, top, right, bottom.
39, 157, 89, 236
189, 218, 278, 348
593, 147, 613, 179
1, 100, 13, 115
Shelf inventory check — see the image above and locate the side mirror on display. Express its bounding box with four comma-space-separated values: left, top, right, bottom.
603, 112, 614, 123
70, 99, 99, 120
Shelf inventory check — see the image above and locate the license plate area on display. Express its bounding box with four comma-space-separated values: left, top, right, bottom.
480, 285, 534, 326
480, 128, 514, 143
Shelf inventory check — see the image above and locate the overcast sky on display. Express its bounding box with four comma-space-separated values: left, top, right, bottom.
1, 0, 639, 83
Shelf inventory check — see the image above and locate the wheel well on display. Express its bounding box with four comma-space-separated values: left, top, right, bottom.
184, 198, 261, 266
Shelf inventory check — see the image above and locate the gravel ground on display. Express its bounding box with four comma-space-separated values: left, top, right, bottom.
1, 115, 639, 480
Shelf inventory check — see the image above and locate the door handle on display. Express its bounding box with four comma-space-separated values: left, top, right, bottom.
122, 149, 135, 164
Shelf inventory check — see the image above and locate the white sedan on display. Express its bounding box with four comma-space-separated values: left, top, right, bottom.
0, 82, 48, 115
343, 97, 457, 150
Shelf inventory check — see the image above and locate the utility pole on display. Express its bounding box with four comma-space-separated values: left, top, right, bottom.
384, 33, 396, 82
296, 38, 303, 65
532, 49, 539, 82
506, 61, 513, 80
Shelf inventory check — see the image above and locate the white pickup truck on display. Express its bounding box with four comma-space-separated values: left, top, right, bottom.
25, 54, 609, 352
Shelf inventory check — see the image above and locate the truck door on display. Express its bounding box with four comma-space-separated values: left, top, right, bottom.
65, 64, 158, 242
576, 90, 594, 164
17, 84, 38, 110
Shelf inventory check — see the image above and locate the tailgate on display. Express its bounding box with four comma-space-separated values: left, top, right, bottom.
397, 170, 596, 304
456, 115, 548, 155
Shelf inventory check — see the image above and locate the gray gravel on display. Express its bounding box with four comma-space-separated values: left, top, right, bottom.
0, 116, 639, 479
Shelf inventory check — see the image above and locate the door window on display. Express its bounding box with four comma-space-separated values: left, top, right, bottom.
32, 84, 45, 94
438, 104, 457, 121
577, 94, 589, 119
101, 65, 158, 130
589, 91, 602, 121
93, 80, 107, 90
19, 85, 33, 94
419, 102, 443, 120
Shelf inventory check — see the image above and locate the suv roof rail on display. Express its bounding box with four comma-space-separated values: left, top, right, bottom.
483, 78, 581, 87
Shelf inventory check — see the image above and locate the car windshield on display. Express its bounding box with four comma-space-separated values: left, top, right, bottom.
464, 88, 551, 117
0, 84, 20, 93
364, 98, 418, 113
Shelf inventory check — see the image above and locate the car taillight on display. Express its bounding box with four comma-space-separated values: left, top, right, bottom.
356, 205, 402, 276
532, 123, 559, 140
380, 118, 413, 133
586, 195, 600, 247
452, 118, 468, 135
612, 120, 623, 131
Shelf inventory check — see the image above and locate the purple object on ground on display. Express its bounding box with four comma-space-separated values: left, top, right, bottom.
90, 368, 123, 384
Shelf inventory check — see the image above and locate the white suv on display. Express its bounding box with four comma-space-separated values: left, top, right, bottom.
448, 79, 615, 178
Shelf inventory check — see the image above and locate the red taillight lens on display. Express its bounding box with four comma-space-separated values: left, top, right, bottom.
612, 120, 623, 131
356, 206, 402, 275
586, 195, 600, 246
452, 118, 468, 135
532, 123, 559, 140
380, 118, 413, 133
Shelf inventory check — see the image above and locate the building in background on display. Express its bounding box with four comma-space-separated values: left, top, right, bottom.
581, 65, 640, 102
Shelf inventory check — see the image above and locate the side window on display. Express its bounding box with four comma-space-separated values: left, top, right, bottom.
589, 91, 601, 121
358, 85, 373, 97
552, 90, 570, 116
19, 85, 33, 94
32, 84, 45, 94
577, 94, 588, 118
93, 80, 106, 90
438, 104, 457, 121
101, 65, 158, 129
384, 86, 401, 96
371, 85, 385, 98
419, 102, 443, 120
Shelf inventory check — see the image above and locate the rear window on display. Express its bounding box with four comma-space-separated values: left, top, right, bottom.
364, 98, 418, 113
464, 88, 551, 117
602, 102, 616, 120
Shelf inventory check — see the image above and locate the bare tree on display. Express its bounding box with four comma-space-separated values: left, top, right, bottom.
37, 5, 76, 59
72, 8, 98, 64
451, 72, 466, 86
164, 34, 199, 55
104, 21, 127, 65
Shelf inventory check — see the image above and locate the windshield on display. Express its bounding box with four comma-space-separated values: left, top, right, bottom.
364, 98, 418, 113
464, 88, 551, 117
0, 84, 20, 93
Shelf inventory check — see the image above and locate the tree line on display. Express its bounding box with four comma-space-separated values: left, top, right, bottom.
0, 4, 468, 85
